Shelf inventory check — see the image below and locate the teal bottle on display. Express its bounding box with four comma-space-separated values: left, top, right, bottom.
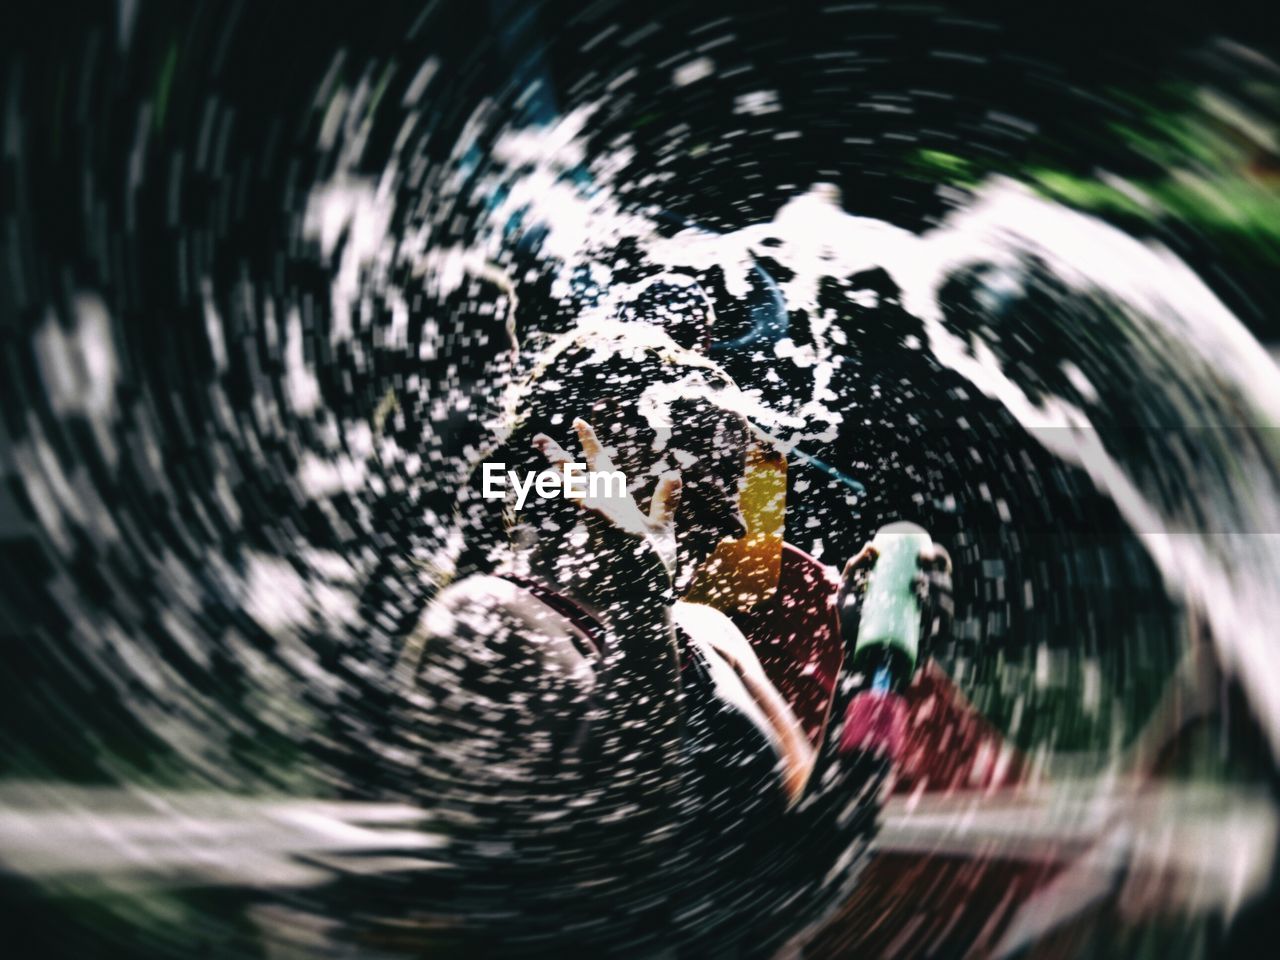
852, 522, 934, 690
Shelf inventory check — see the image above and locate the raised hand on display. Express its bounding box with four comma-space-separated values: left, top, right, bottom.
532, 417, 683, 584
836, 541, 878, 626
915, 541, 953, 648
836, 537, 953, 657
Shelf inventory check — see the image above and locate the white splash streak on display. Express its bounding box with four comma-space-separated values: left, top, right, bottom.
296, 98, 1280, 759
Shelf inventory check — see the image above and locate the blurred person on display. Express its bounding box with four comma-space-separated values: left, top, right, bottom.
403, 318, 949, 955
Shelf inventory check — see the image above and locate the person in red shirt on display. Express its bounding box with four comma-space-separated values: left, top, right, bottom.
407, 320, 949, 955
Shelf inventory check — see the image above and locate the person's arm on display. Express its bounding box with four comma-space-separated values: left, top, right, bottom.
724, 539, 954, 956
412, 571, 681, 811
409, 414, 690, 864
673, 600, 816, 806
411, 574, 600, 787
527, 418, 687, 808
409, 570, 685, 939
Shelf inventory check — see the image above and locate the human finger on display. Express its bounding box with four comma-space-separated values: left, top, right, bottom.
572, 418, 615, 473
841, 543, 878, 581
532, 433, 573, 468
918, 542, 952, 574
648, 470, 683, 528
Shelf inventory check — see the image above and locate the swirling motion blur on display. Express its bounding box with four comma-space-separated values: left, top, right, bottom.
3, 2, 1280, 957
